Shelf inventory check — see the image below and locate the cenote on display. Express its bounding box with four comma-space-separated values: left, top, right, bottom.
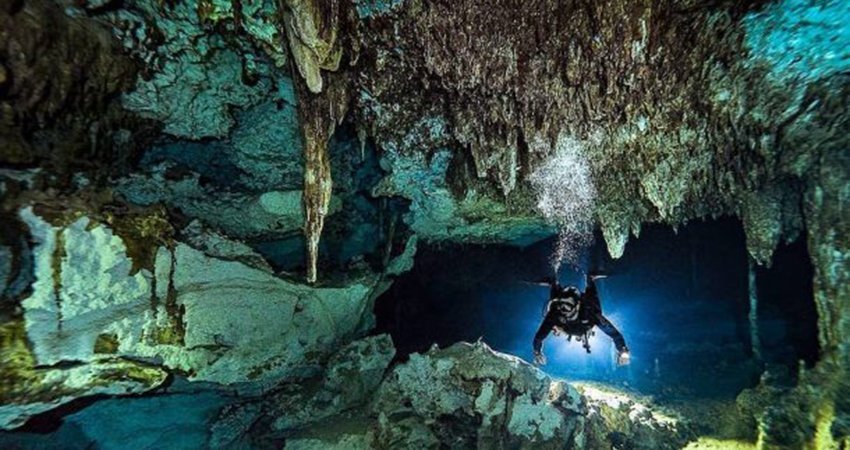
1, 0, 848, 448
376, 218, 819, 398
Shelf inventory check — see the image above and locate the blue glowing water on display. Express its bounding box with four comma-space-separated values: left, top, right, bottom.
377, 217, 815, 398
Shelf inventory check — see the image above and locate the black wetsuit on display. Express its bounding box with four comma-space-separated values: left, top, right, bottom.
532, 277, 627, 354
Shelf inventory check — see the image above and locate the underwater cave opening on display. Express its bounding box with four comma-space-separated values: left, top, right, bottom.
374, 217, 818, 400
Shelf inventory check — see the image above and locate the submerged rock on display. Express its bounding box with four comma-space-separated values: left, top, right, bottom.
0, 0, 148, 179
179, 220, 275, 274
71, 392, 228, 450
210, 334, 395, 447
280, 0, 351, 94
0, 213, 34, 306
271, 334, 396, 431
0, 319, 167, 430
0, 390, 231, 449
0, 0, 846, 446
228, 98, 304, 192
373, 147, 553, 245
12, 206, 387, 400
272, 341, 687, 449
110, 0, 278, 139
372, 341, 584, 449
577, 383, 692, 450
354, 0, 848, 268
115, 163, 341, 240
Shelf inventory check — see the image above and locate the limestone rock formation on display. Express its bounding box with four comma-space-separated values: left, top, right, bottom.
0, 389, 232, 449
17, 207, 386, 386
0, 318, 167, 430
577, 383, 691, 450
351, 3, 850, 443
281, 0, 346, 94
278, 341, 687, 449
209, 334, 395, 448
228, 98, 304, 192
372, 341, 587, 448
0, 205, 391, 430
115, 163, 341, 241
0, 0, 149, 181
372, 146, 554, 245
0, 211, 33, 306
354, 0, 847, 264
179, 220, 275, 273
103, 0, 279, 139
0, 0, 847, 447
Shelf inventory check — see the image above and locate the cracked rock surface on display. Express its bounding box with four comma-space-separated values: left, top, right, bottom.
0, 0, 847, 447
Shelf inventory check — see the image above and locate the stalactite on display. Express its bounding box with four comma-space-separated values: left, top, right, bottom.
294, 72, 349, 283
747, 257, 762, 363
382, 210, 398, 269
281, 0, 355, 283
280, 0, 344, 93
302, 118, 333, 284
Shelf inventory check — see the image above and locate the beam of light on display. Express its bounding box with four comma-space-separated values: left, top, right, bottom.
497, 278, 644, 383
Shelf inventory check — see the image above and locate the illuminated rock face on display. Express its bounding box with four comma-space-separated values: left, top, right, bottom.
356, 0, 847, 263
0, 208, 387, 429
213, 336, 689, 449
372, 341, 586, 448
16, 208, 385, 386
355, 2, 850, 443
211, 340, 687, 449
0, 0, 847, 446
369, 342, 691, 449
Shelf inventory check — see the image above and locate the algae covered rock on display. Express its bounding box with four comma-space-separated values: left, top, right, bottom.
14, 206, 387, 390
116, 163, 342, 240
577, 383, 692, 450
0, 319, 167, 430
372, 341, 584, 449
210, 334, 395, 447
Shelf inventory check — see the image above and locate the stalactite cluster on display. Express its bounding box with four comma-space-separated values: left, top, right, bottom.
0, 0, 152, 182
0, 0, 847, 447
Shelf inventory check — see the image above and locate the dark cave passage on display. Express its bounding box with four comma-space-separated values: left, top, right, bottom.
375, 217, 818, 399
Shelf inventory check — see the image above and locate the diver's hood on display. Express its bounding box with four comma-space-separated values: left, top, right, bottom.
556, 286, 580, 299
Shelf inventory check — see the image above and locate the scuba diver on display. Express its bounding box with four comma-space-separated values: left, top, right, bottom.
532, 273, 630, 366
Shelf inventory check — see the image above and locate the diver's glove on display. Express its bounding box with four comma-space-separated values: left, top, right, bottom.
533, 351, 547, 366
616, 347, 631, 366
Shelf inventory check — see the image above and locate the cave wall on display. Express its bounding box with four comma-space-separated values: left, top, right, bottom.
352, 3, 850, 445
0, 0, 847, 447
0, 0, 156, 182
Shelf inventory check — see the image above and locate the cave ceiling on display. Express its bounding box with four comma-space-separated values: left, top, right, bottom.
0, 0, 848, 445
